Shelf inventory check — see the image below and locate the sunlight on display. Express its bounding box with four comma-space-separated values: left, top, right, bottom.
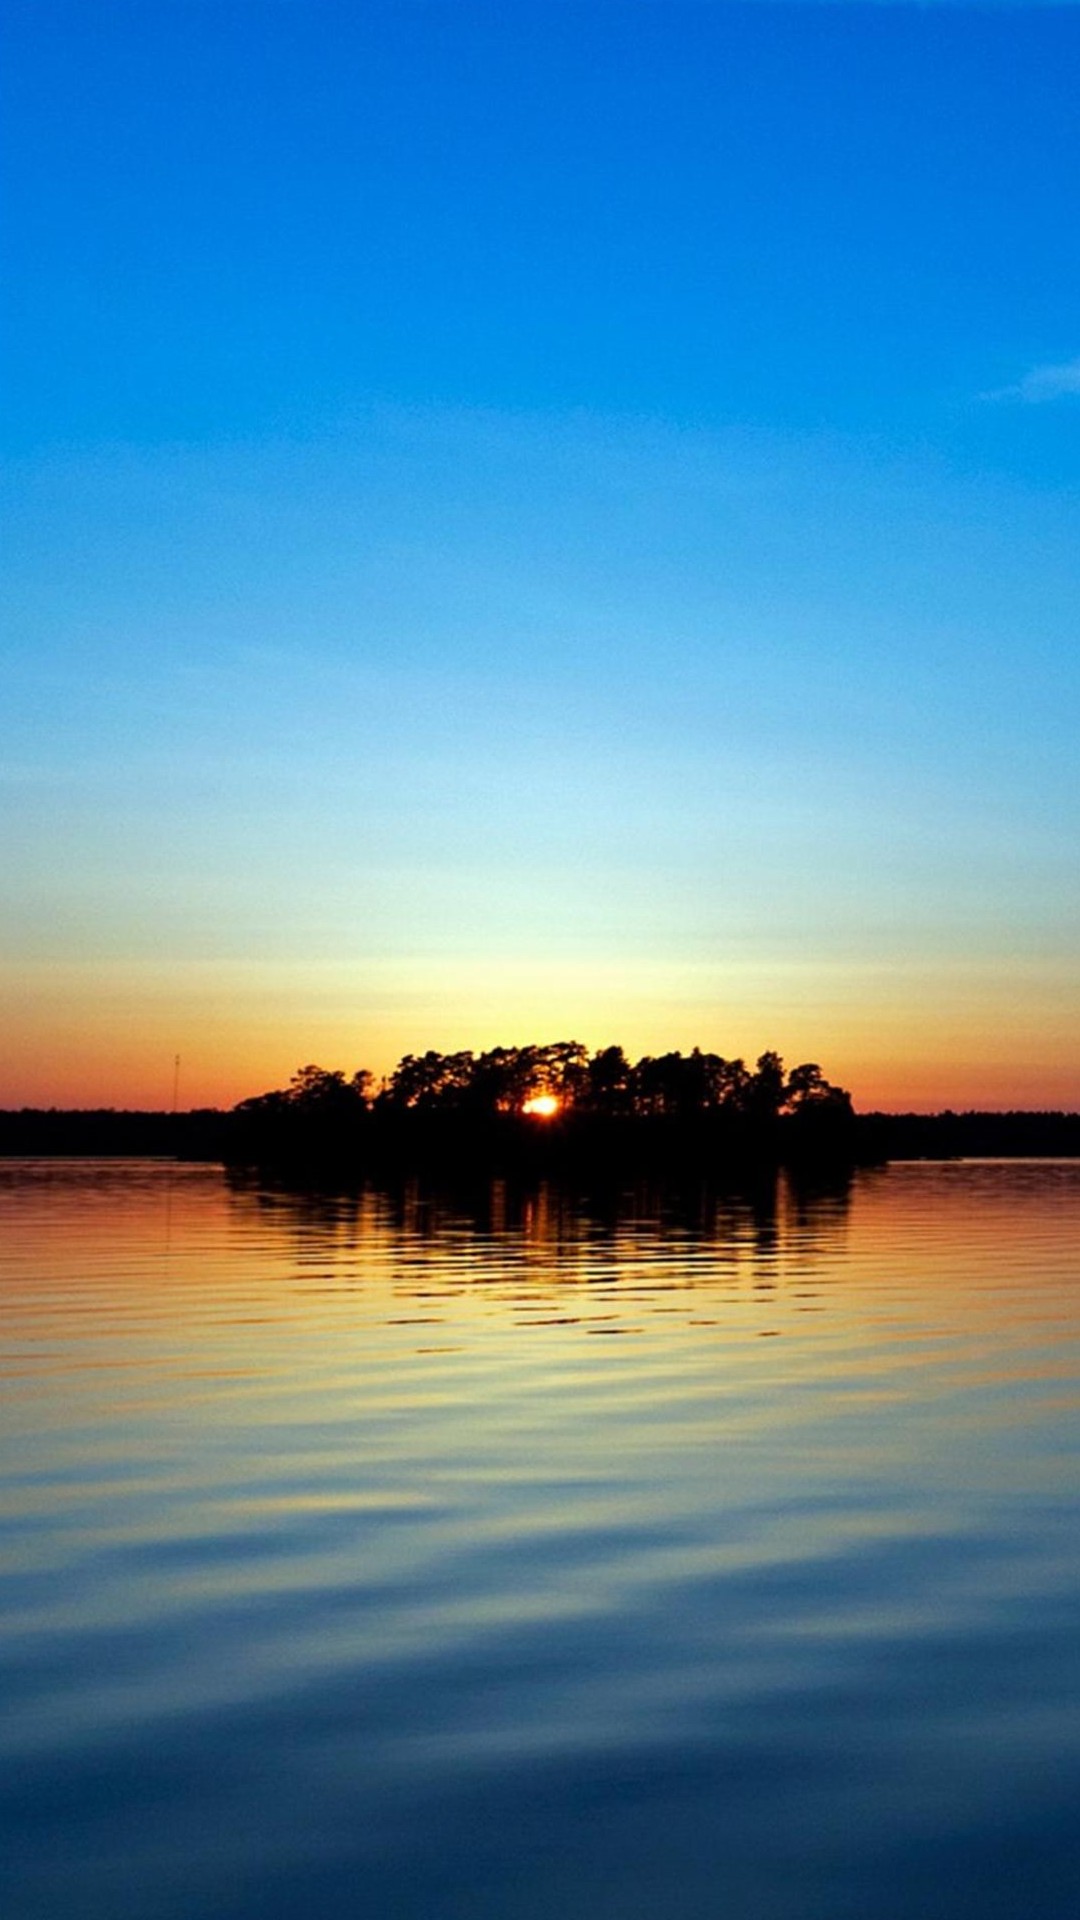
521, 1092, 561, 1118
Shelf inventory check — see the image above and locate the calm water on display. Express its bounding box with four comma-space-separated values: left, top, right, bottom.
2, 1158, 1079, 1920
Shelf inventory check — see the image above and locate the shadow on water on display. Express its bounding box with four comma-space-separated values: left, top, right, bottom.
224, 1164, 855, 1260
221, 1167, 858, 1335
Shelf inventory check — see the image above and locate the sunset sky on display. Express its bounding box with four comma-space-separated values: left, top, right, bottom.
4, 0, 1080, 1112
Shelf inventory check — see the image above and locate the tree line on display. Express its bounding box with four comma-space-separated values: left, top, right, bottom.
228, 1043, 856, 1174
238, 1044, 852, 1125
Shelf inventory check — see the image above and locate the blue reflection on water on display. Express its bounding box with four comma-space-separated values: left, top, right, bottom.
1, 1160, 1079, 1919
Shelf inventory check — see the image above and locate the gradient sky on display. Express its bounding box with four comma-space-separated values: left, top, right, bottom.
4, 0, 1080, 1111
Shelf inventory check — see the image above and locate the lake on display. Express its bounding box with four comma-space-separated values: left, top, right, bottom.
2, 1157, 1079, 1920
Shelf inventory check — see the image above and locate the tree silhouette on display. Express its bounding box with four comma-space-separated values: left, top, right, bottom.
230, 1040, 856, 1171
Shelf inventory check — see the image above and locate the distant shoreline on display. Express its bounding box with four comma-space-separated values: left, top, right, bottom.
2, 1107, 1080, 1165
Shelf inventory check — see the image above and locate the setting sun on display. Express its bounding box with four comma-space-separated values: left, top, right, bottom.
521, 1092, 560, 1118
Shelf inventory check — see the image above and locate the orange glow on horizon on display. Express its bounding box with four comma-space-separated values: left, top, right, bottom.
2, 954, 1079, 1114
521, 1092, 561, 1118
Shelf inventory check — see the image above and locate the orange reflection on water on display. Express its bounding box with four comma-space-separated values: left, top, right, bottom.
2, 1158, 1078, 1378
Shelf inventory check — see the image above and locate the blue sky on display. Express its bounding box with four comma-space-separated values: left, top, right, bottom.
3, 1, 1080, 1107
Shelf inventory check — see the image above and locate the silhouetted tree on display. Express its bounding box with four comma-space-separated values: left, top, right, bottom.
585, 1044, 633, 1114
532, 1041, 589, 1105
227, 1040, 858, 1175
384, 1050, 475, 1110
742, 1050, 787, 1123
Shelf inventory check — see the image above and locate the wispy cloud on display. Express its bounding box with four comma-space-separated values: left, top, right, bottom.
986, 357, 1080, 404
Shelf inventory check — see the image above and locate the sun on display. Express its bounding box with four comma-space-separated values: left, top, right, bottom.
521, 1092, 561, 1118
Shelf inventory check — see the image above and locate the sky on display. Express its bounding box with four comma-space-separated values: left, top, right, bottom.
3, 0, 1080, 1112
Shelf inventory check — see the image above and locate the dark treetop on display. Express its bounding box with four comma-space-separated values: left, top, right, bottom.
226, 1044, 859, 1178
4, 1049, 1077, 1169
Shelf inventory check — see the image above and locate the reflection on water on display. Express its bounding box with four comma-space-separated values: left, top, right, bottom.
2, 1159, 1079, 1920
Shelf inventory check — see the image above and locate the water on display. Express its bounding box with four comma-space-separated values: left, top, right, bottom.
2, 1158, 1079, 1920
